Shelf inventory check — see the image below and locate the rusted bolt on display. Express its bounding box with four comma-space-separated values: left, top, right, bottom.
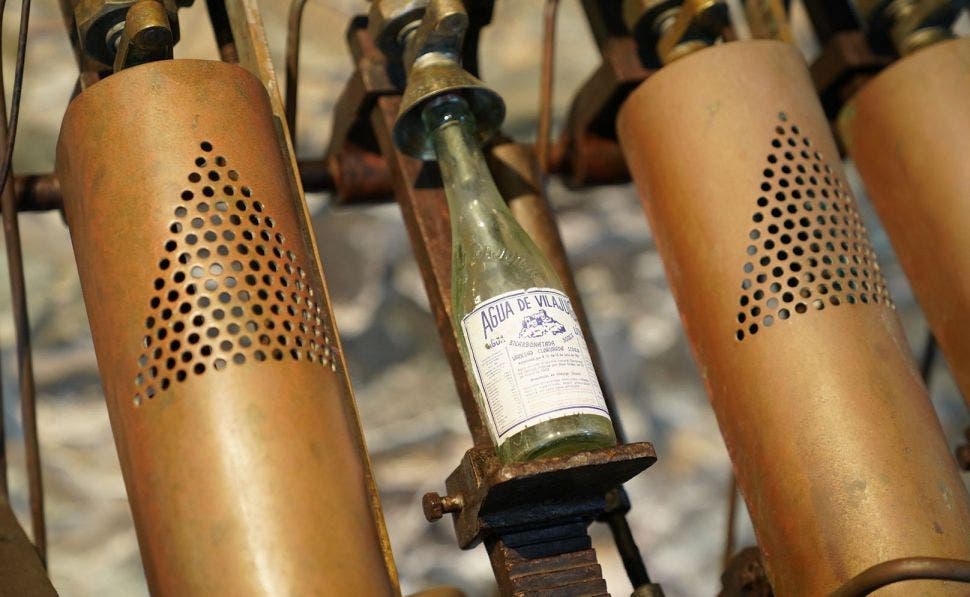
422, 491, 463, 521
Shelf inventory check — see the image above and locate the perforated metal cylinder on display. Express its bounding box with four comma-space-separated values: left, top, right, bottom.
616, 41, 970, 596
56, 60, 397, 595
840, 38, 970, 406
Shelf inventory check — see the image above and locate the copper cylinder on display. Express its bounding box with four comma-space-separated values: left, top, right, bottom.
616, 41, 970, 596
55, 60, 396, 595
839, 38, 970, 406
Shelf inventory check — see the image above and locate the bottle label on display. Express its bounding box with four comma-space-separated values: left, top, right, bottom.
460, 287, 610, 444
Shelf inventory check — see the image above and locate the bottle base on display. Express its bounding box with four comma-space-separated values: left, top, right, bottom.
496, 414, 617, 464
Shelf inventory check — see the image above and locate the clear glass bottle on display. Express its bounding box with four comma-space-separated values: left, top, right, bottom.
423, 95, 616, 463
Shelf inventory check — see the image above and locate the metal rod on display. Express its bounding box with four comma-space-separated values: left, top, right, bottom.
205, 0, 240, 63
919, 331, 937, 386
536, 0, 559, 177
285, 0, 309, 146
830, 557, 970, 597
723, 472, 738, 570
0, 0, 44, 564
604, 508, 652, 586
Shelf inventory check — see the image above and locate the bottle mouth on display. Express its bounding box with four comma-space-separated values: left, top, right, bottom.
421, 93, 477, 134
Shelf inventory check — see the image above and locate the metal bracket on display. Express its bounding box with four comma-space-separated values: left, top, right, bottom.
555, 35, 651, 187
429, 442, 657, 549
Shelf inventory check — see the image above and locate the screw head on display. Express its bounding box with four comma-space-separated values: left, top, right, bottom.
423, 492, 445, 521
422, 491, 462, 522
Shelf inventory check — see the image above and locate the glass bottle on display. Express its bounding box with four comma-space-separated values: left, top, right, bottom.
423, 94, 616, 463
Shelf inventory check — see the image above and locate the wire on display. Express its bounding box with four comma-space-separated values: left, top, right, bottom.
0, 0, 30, 193
830, 557, 970, 597
0, 0, 45, 564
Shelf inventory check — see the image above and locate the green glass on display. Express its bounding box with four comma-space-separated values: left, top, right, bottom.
423, 95, 616, 464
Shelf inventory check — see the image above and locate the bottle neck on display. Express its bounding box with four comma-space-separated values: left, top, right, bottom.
423, 96, 512, 242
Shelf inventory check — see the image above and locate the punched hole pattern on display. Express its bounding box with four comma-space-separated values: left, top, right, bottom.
133, 141, 336, 405
735, 113, 892, 342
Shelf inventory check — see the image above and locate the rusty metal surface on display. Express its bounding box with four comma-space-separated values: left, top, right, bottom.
0, 498, 57, 596
829, 557, 970, 597
617, 40, 970, 596
556, 37, 651, 187
321, 19, 397, 203
440, 443, 656, 549
839, 38, 970, 408
56, 59, 396, 595
430, 443, 654, 596
487, 527, 609, 596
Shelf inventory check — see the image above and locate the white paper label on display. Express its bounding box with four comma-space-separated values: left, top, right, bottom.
460, 287, 610, 443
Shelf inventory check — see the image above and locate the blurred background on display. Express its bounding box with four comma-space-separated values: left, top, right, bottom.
0, 1, 967, 595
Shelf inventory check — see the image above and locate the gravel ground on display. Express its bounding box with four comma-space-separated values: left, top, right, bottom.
0, 2, 966, 596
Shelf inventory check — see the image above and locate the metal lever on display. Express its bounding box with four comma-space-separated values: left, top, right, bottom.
113, 0, 174, 71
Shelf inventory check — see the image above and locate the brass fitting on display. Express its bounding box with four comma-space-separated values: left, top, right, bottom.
853, 0, 967, 56
113, 0, 174, 72
390, 0, 505, 159
623, 0, 730, 66
73, 0, 188, 66
744, 0, 793, 42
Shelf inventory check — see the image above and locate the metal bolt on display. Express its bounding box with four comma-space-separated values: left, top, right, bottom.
422, 491, 462, 521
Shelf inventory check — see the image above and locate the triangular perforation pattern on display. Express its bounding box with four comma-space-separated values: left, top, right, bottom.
735, 113, 893, 341
133, 141, 335, 404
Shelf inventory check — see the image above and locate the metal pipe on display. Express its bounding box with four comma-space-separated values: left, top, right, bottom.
603, 506, 653, 587
0, 0, 45, 563
617, 40, 970, 595
204, 0, 240, 63
839, 38, 970, 409
830, 558, 970, 597
56, 59, 397, 594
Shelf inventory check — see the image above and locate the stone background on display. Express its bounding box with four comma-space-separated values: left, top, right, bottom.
0, 1, 967, 596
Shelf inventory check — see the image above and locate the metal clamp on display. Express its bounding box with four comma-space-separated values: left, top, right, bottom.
425, 442, 657, 549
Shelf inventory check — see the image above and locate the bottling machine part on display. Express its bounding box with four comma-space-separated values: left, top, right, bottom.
617, 40, 970, 596
56, 59, 396, 595
839, 37, 970, 408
